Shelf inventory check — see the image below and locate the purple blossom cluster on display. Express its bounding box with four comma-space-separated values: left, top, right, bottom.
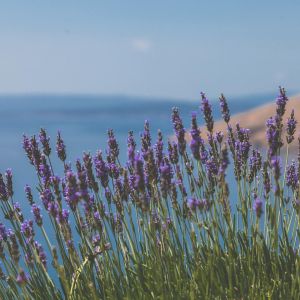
0, 87, 299, 296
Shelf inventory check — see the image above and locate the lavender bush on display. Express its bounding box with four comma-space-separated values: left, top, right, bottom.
0, 87, 300, 299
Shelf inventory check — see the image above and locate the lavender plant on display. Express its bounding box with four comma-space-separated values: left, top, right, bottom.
0, 88, 300, 299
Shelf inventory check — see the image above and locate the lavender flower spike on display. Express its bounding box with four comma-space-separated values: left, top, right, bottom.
39, 128, 51, 156
171, 107, 186, 155
5, 168, 13, 198
189, 111, 202, 161
31, 204, 43, 226
107, 129, 119, 162
276, 86, 288, 118
56, 131, 66, 162
219, 93, 230, 123
200, 92, 214, 133
286, 109, 297, 144
127, 131, 136, 166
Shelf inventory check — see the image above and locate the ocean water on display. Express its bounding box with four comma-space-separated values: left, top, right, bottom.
0, 92, 277, 210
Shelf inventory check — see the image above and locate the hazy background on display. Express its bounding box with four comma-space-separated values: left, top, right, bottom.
0, 1, 299, 100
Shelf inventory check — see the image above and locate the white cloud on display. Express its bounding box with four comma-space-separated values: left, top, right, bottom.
131, 38, 152, 52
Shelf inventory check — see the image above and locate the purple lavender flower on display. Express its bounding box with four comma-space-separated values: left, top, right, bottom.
276, 87, 288, 118
94, 151, 109, 188
92, 234, 101, 247
16, 270, 29, 286
40, 188, 54, 209
57, 209, 69, 225
236, 124, 250, 142
226, 125, 236, 154
200, 144, 208, 164
83, 195, 95, 215
155, 130, 164, 167
123, 171, 130, 201
235, 124, 251, 165
109, 162, 120, 179
25, 250, 34, 267
0, 174, 8, 201
286, 109, 297, 144
93, 211, 103, 230
141, 120, 151, 159
114, 178, 124, 201
22, 134, 33, 164
25, 185, 34, 205
64, 171, 80, 211
219, 94, 230, 123
200, 92, 214, 133
107, 129, 119, 162
189, 112, 202, 160
34, 241, 47, 268
75, 159, 84, 173
219, 146, 230, 176
127, 131, 136, 166
168, 141, 179, 165
205, 157, 218, 180
30, 136, 42, 169
77, 169, 89, 200
5, 168, 13, 198
172, 108, 186, 155
266, 117, 282, 157
253, 197, 263, 218
39, 155, 51, 187
144, 148, 158, 186
248, 149, 262, 182
215, 131, 224, 145
47, 201, 59, 218
50, 175, 62, 198
271, 156, 281, 181
235, 140, 251, 165
9, 231, 20, 263
21, 220, 35, 242
56, 131, 66, 162
133, 153, 146, 193
39, 128, 51, 156
82, 152, 99, 193
159, 157, 173, 198
31, 204, 43, 226
286, 161, 298, 190
13, 202, 24, 222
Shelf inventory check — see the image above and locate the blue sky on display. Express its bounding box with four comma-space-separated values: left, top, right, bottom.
0, 1, 299, 99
